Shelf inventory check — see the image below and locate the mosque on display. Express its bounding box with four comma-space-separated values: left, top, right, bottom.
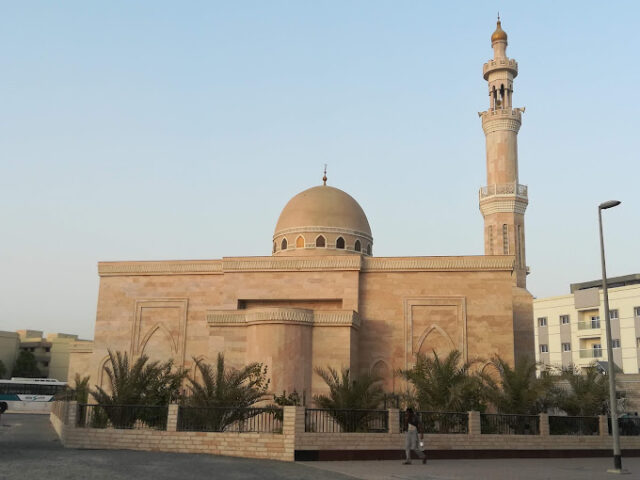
69, 20, 534, 396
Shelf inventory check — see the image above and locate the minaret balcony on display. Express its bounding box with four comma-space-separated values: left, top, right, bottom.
483, 58, 518, 79
479, 183, 528, 200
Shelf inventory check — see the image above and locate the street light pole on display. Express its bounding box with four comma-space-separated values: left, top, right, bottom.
598, 199, 622, 472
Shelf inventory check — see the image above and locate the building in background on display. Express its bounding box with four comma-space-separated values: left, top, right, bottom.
533, 274, 640, 374
0, 330, 92, 381
0, 331, 20, 379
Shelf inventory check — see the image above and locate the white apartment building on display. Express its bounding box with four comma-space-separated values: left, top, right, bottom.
533, 274, 640, 374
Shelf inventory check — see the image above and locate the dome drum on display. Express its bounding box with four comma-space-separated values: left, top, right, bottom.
273, 229, 372, 256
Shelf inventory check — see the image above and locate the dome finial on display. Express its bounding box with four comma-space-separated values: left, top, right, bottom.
491, 14, 508, 44
322, 164, 327, 186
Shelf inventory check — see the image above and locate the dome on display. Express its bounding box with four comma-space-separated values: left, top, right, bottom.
491, 20, 508, 43
273, 184, 373, 256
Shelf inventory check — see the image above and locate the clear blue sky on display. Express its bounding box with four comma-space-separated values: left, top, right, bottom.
1, 1, 638, 339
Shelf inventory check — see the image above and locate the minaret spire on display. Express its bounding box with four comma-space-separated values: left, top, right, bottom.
479, 18, 528, 288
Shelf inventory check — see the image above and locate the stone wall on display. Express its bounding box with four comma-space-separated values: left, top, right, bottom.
51, 404, 640, 462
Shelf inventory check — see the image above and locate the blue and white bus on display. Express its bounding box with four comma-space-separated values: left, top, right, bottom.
0, 378, 67, 409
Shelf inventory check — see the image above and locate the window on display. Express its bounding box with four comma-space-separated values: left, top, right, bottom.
637, 338, 640, 348
593, 344, 603, 357
635, 307, 640, 318
562, 343, 571, 352
540, 344, 549, 353
281, 238, 288, 250
560, 315, 570, 324
502, 224, 509, 254
43, 361, 49, 367
538, 317, 547, 327
354, 240, 361, 252
315, 235, 326, 248
296, 236, 305, 248
590, 316, 600, 329
45, 347, 51, 353
609, 309, 619, 320
612, 339, 621, 348
367, 243, 372, 256
336, 237, 345, 249
488, 225, 494, 255
273, 241, 276, 253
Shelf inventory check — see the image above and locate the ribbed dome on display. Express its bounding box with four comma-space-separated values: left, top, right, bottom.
272, 185, 373, 256
491, 20, 508, 43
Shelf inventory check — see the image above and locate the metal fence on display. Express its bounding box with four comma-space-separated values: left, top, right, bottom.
76, 404, 168, 430
305, 409, 388, 433
549, 415, 599, 435
177, 406, 283, 433
608, 416, 640, 436
399, 411, 468, 434
480, 413, 539, 435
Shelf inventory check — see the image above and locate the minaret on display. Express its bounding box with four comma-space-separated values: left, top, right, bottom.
479, 17, 528, 288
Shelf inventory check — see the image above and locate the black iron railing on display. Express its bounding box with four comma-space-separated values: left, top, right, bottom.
76, 404, 168, 430
549, 415, 599, 435
399, 411, 468, 434
177, 406, 282, 433
304, 409, 388, 433
480, 413, 539, 435
608, 416, 640, 436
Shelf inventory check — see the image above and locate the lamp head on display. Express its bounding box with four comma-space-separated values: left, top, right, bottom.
599, 200, 621, 210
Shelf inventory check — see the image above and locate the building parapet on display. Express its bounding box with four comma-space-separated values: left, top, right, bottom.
483, 58, 518, 79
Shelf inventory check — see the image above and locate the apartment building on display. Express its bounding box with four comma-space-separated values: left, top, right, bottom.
533, 274, 640, 373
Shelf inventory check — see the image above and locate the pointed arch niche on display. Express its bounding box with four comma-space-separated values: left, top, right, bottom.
131, 299, 189, 368
403, 297, 467, 369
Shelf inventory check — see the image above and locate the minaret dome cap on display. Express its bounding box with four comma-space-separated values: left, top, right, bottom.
491, 20, 508, 43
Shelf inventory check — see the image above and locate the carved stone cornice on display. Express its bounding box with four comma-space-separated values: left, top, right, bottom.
98, 260, 223, 277
479, 196, 528, 216
222, 256, 362, 272
207, 308, 360, 329
363, 256, 515, 272
99, 255, 514, 276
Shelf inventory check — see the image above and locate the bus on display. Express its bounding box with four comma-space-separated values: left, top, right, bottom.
0, 377, 67, 404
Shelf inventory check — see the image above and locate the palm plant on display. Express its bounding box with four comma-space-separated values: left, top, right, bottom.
57, 374, 90, 403
401, 350, 486, 413
482, 355, 557, 415
556, 365, 609, 417
181, 354, 269, 432
313, 366, 384, 432
90, 350, 187, 428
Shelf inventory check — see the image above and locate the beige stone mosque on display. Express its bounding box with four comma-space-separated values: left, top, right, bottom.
69, 20, 535, 396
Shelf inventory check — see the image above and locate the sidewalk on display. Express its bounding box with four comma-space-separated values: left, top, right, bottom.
302, 457, 639, 479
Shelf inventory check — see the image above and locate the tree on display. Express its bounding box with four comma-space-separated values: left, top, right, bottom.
90, 350, 187, 428
0, 360, 6, 379
11, 350, 41, 378
400, 350, 486, 413
181, 354, 270, 431
313, 366, 384, 432
556, 365, 609, 417
482, 355, 557, 414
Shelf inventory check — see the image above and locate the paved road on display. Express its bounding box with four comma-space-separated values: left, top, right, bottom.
2, 413, 639, 479
0, 414, 354, 480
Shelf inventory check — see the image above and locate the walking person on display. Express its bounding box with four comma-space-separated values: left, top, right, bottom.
403, 407, 426, 465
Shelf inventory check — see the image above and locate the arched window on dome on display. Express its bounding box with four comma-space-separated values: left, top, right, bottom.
354, 240, 361, 252
366, 243, 372, 256
296, 236, 305, 248
315, 235, 326, 248
281, 238, 288, 250
336, 237, 345, 249
273, 241, 276, 253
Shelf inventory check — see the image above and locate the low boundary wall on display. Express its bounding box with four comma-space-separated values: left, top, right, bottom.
50, 404, 640, 462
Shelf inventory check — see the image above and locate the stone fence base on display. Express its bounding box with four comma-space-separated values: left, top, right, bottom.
50, 403, 640, 462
